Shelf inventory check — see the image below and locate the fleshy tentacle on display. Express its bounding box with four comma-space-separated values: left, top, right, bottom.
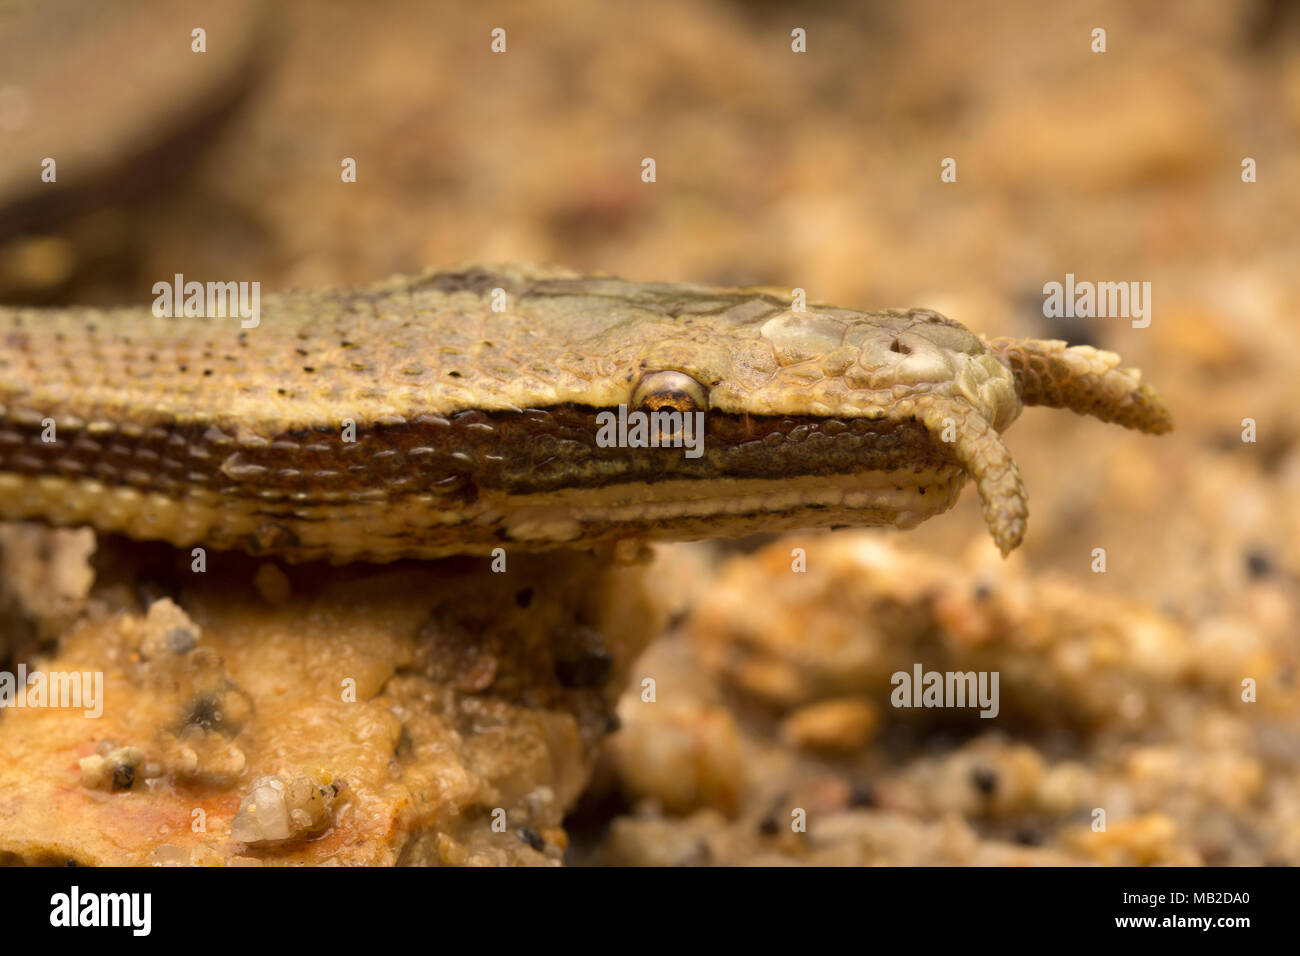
985, 337, 1173, 434
919, 402, 1028, 555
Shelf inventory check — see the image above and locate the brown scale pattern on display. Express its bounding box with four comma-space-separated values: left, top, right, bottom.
0, 408, 952, 503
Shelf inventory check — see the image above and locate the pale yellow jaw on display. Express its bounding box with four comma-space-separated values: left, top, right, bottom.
0, 466, 968, 563
496, 467, 969, 548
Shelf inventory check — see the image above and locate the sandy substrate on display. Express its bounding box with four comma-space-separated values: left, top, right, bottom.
590, 535, 1300, 865
0, 534, 659, 865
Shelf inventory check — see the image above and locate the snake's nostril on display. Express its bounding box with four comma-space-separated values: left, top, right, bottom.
889, 339, 912, 355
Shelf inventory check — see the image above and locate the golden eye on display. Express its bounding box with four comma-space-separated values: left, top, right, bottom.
631, 370, 709, 414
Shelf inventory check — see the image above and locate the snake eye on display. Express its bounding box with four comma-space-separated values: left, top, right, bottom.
632, 370, 709, 414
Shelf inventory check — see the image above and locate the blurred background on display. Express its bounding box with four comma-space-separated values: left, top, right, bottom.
2, 0, 1298, 864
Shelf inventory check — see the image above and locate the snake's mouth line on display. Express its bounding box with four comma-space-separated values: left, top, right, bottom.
495, 466, 970, 546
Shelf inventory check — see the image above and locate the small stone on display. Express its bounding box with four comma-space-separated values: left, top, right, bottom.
253, 563, 293, 606
231, 776, 291, 843
516, 826, 545, 852
780, 697, 878, 753
971, 765, 999, 797
848, 783, 877, 808
149, 844, 191, 866
166, 626, 197, 653
231, 770, 341, 845
112, 746, 144, 767
554, 626, 613, 688
78, 755, 107, 789
1245, 549, 1273, 579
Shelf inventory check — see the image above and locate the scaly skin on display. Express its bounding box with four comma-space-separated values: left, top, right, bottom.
0, 265, 1172, 561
